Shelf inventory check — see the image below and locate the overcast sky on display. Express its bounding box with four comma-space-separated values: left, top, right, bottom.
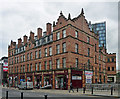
0, 0, 119, 69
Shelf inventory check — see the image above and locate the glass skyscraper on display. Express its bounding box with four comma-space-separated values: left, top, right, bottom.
89, 22, 106, 49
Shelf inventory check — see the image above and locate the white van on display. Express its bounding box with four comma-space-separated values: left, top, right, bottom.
18, 82, 33, 90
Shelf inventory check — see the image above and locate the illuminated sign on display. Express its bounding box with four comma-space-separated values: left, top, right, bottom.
72, 76, 82, 80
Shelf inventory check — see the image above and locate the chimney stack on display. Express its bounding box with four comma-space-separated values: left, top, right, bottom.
37, 28, 42, 39
30, 31, 34, 41
18, 38, 22, 47
23, 35, 28, 44
46, 23, 52, 35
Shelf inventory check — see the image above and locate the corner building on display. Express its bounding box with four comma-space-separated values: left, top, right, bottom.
106, 53, 116, 83
8, 9, 107, 90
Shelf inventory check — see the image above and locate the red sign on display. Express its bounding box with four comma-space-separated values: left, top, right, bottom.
3, 62, 8, 72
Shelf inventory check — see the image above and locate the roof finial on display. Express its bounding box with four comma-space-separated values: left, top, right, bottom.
68, 13, 71, 20
81, 8, 84, 15
53, 21, 55, 27
60, 11, 63, 16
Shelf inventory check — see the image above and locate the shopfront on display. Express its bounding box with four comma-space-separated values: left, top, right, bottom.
55, 70, 68, 89
14, 75, 18, 87
71, 70, 83, 88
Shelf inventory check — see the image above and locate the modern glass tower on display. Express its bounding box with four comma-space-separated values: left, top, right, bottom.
89, 21, 106, 49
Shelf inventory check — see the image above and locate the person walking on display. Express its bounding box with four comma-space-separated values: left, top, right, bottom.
69, 82, 74, 93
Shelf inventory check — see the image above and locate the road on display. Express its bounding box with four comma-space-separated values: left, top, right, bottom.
1, 87, 119, 99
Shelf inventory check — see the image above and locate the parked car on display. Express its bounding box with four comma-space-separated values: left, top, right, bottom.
18, 82, 33, 90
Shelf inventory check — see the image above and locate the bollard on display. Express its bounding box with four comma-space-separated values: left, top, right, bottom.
6, 91, 8, 99
21, 92, 23, 99
91, 87, 93, 94
111, 87, 113, 95
44, 94, 47, 99
83, 87, 85, 93
77, 87, 78, 92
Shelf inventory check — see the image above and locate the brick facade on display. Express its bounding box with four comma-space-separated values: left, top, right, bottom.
106, 53, 116, 83
8, 9, 109, 89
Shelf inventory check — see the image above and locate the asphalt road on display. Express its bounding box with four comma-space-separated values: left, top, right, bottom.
1, 87, 119, 99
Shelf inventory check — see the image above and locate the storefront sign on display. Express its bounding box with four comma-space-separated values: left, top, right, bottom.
72, 76, 82, 80
85, 71, 93, 76
56, 71, 64, 74
86, 76, 92, 84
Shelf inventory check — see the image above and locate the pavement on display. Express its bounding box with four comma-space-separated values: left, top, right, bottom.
1, 86, 120, 98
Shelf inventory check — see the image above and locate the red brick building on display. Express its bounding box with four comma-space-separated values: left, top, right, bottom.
106, 53, 116, 83
8, 9, 108, 89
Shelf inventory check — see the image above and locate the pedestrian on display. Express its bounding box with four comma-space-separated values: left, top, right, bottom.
37, 83, 39, 89
69, 82, 74, 93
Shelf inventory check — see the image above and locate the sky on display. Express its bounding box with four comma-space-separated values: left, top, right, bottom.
0, 0, 119, 70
